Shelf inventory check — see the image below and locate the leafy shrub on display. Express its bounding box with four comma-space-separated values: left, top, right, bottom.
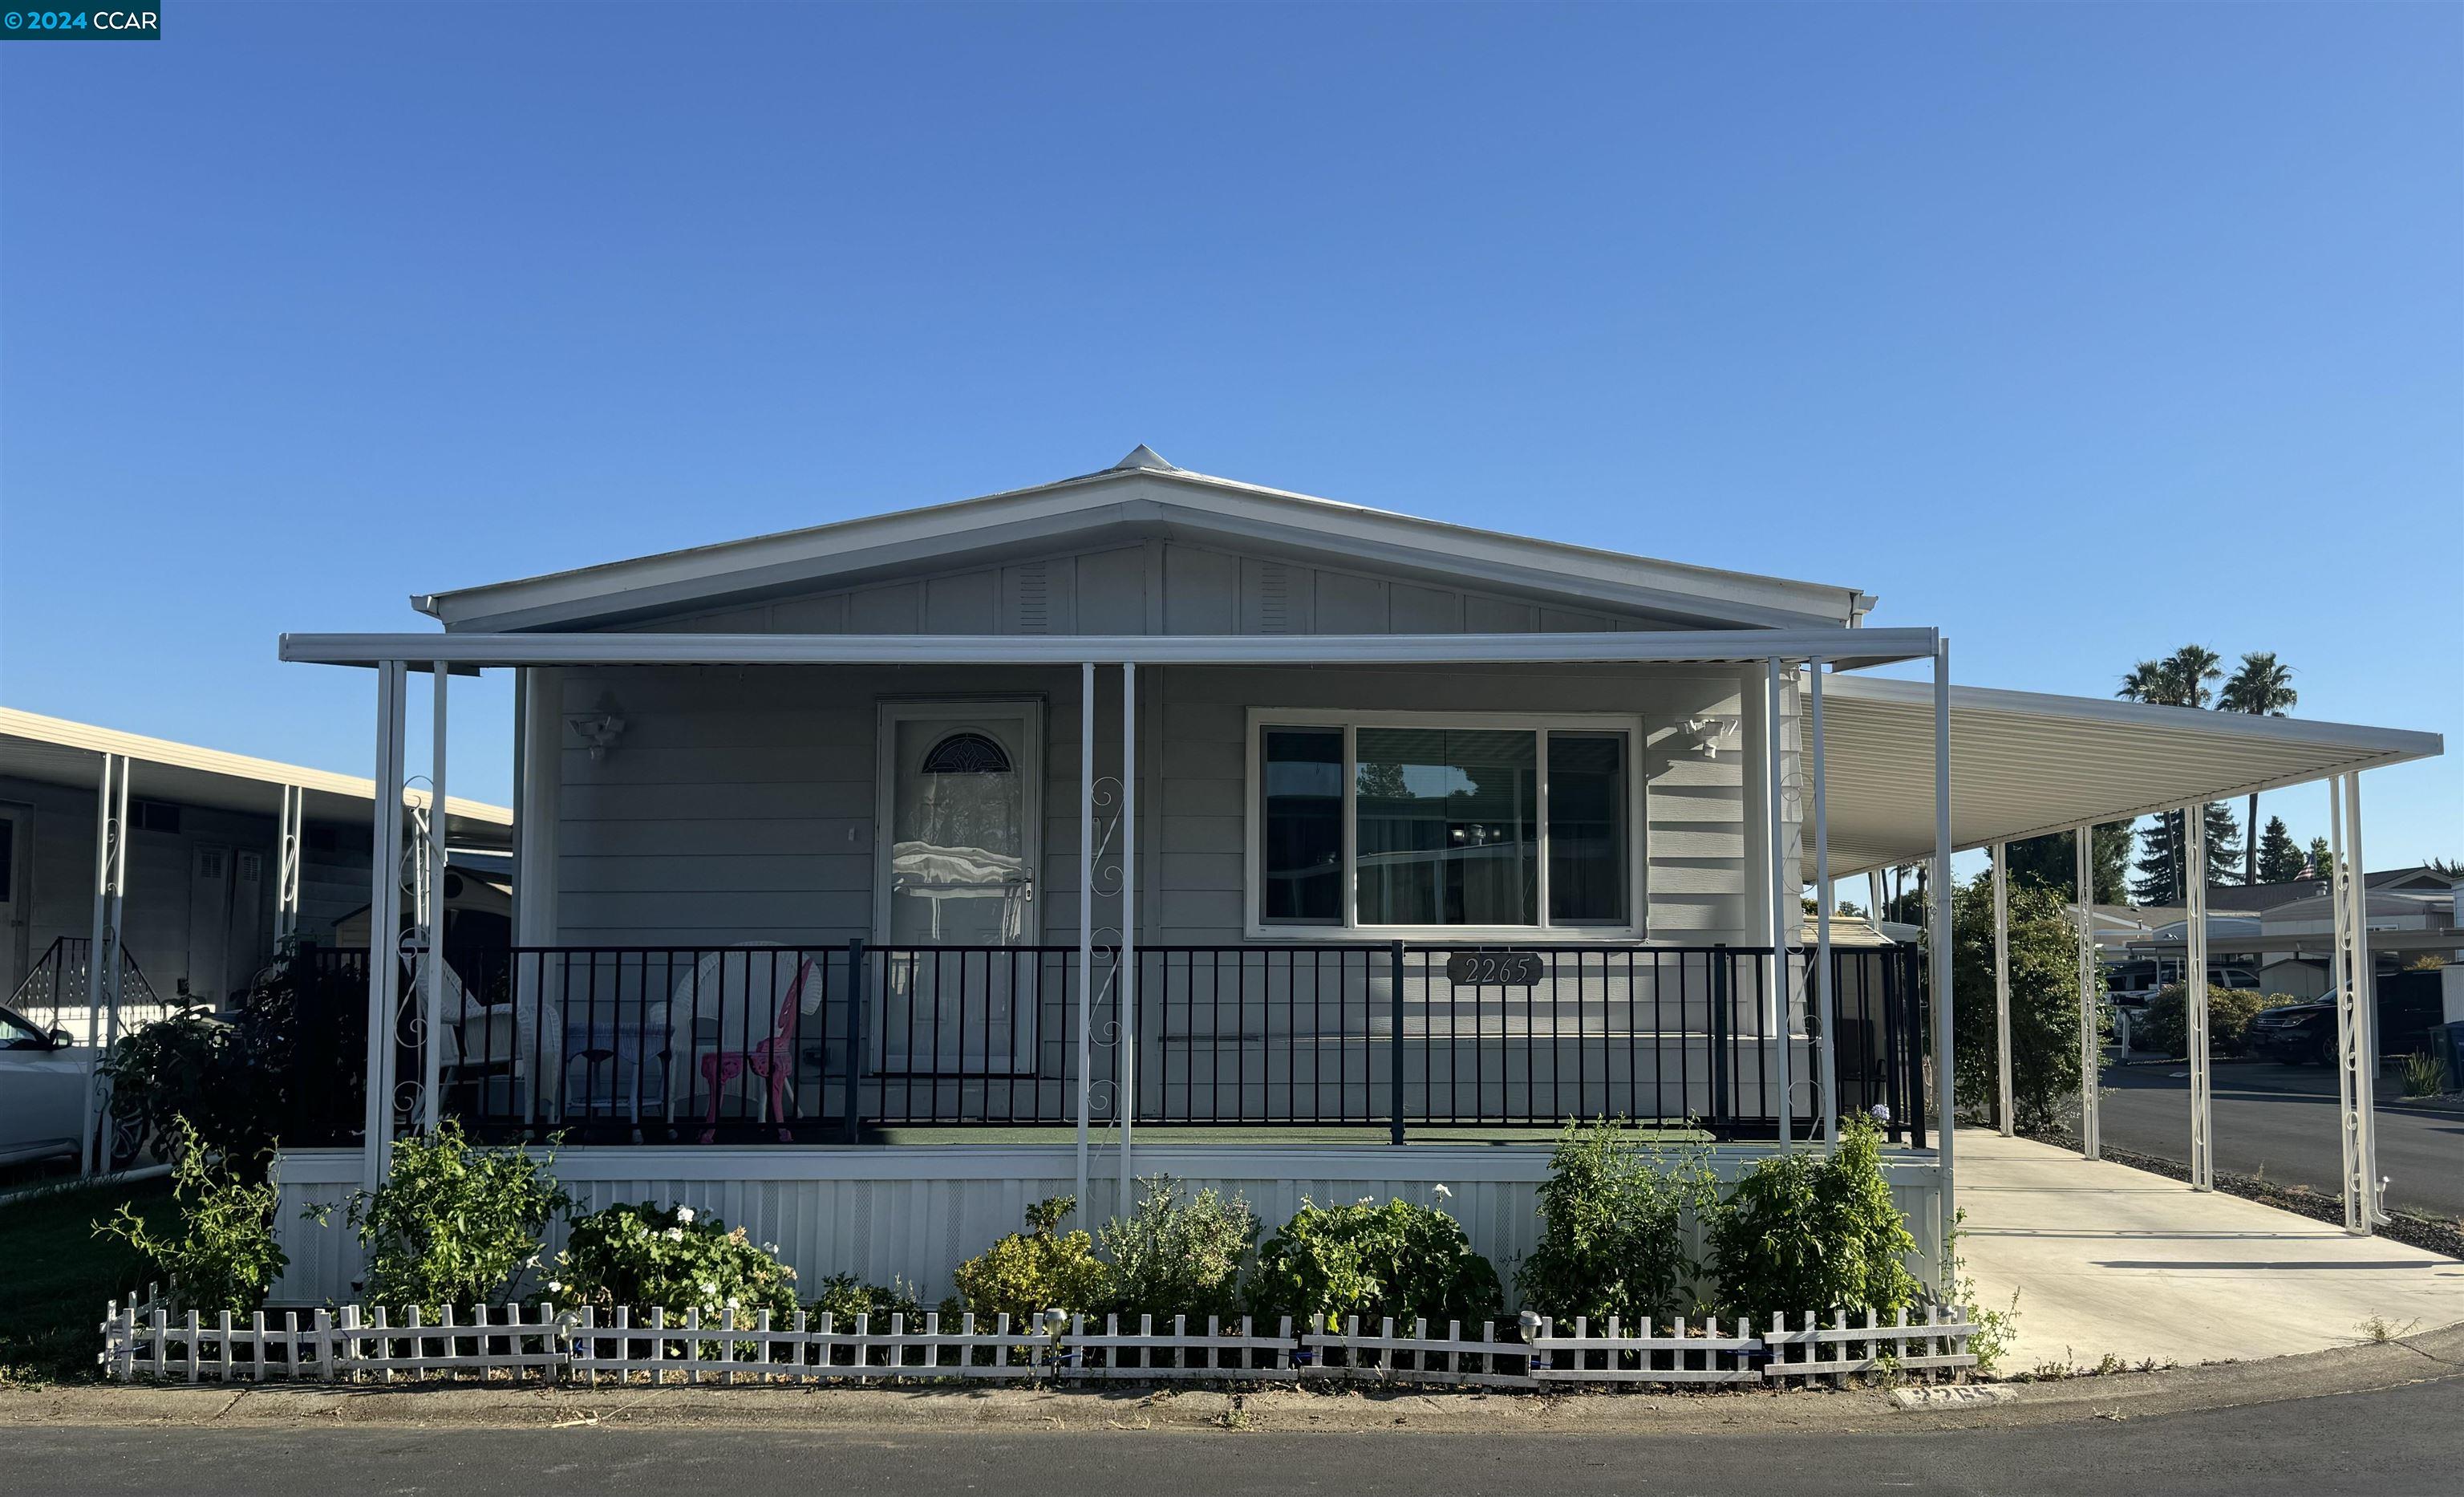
95, 1118, 287, 1312
810, 1272, 924, 1325
552, 1201, 800, 1325
2401, 1051, 2450, 1098
1949, 875, 2088, 1130
945, 1196, 1110, 1326
101, 1010, 270, 1170
1705, 1116, 1919, 1318
332, 1120, 569, 1316
1247, 1195, 1503, 1332
1517, 1120, 1716, 1325
1098, 1175, 1258, 1320
2130, 985, 2276, 1059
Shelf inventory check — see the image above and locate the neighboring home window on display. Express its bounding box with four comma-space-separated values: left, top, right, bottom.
1253, 713, 1638, 935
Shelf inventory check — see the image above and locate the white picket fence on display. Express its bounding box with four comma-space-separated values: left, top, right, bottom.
100, 1290, 1976, 1389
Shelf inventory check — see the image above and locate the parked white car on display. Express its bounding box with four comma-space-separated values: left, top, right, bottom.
0, 1004, 91, 1170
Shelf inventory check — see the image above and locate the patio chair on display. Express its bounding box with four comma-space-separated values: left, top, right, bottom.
662, 949, 828, 1142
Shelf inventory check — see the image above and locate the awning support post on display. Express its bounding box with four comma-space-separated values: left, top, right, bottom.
274, 784, 304, 943
362, 661, 408, 1191
1075, 662, 1094, 1219
1992, 840, 2012, 1138
2186, 805, 2213, 1191
421, 664, 450, 1134
1810, 660, 1837, 1146
2344, 773, 2384, 1226
80, 752, 131, 1174
1930, 638, 1955, 1293
2075, 823, 2100, 1160
1117, 661, 1137, 1214
1764, 658, 1793, 1150
2330, 777, 2365, 1232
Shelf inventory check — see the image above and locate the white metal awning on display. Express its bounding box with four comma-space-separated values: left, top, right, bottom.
1813, 676, 2442, 878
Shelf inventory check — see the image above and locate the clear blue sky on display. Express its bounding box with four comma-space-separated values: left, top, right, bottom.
3, 2, 2458, 875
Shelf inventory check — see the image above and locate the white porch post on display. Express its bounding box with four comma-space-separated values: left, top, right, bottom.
1991, 840, 2012, 1138
274, 785, 303, 943
1763, 658, 1793, 1149
363, 661, 408, 1191
2186, 805, 2213, 1190
2329, 777, 2363, 1231
1868, 870, 1886, 928
422, 664, 450, 1134
1809, 660, 1837, 1146
2075, 823, 2100, 1160
1929, 638, 1955, 1290
2344, 773, 2383, 1225
1117, 661, 1137, 1212
80, 753, 130, 1174
1075, 661, 1094, 1216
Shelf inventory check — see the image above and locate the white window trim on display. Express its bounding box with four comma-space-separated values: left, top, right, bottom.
1242, 706, 1647, 943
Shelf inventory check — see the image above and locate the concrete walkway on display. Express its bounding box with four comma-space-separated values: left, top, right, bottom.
1954, 1128, 2464, 1372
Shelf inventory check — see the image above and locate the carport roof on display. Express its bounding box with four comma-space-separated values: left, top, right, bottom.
1813, 676, 2442, 878
0, 708, 513, 846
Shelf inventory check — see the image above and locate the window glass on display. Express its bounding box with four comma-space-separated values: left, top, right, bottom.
1355, 728, 1537, 926
1259, 728, 1343, 923
1547, 732, 1627, 923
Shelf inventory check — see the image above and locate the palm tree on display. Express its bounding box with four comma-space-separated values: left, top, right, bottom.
2218, 652, 2297, 885
2119, 646, 2225, 899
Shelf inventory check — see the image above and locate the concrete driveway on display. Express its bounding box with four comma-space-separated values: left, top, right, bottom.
1954, 1129, 2464, 1372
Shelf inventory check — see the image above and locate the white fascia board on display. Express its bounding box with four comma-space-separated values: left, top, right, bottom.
1822, 675, 2446, 762
278, 627, 1939, 670
0, 707, 513, 826
421, 469, 1872, 632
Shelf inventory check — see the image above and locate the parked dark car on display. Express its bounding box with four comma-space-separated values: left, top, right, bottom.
2245, 975, 2446, 1065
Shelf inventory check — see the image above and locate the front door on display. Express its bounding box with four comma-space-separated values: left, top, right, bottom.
186, 842, 233, 1006
874, 701, 1043, 1073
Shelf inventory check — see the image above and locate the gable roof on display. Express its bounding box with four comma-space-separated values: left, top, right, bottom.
417, 447, 1878, 633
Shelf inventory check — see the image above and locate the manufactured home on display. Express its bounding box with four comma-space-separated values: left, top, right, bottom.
263, 447, 2442, 1301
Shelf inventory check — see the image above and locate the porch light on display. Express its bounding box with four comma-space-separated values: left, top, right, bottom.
569, 712, 626, 761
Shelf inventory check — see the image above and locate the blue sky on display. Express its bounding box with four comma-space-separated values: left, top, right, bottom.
3, 2, 2458, 874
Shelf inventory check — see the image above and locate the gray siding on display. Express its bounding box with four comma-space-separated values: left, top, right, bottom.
546, 663, 1770, 949
608, 539, 1672, 639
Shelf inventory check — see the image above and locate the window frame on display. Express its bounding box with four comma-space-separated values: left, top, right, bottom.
1242, 706, 1647, 942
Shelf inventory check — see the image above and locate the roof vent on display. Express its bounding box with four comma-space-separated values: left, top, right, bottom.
1109, 444, 1176, 473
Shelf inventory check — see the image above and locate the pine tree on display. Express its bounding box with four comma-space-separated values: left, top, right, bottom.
2304, 835, 2336, 881
2255, 817, 2304, 884
2132, 803, 2241, 905
2004, 826, 2131, 904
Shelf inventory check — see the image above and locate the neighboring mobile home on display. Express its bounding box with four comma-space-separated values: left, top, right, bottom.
0, 709, 511, 1043
264, 448, 2442, 1301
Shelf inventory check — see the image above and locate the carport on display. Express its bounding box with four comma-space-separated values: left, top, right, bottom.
1798, 675, 2442, 1237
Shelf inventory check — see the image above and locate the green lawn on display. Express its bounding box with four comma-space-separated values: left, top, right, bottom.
0, 1175, 175, 1385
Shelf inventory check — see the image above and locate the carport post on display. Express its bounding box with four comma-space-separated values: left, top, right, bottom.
2186, 805, 2213, 1191
2075, 824, 2100, 1160
1930, 639, 1955, 1292
79, 752, 131, 1175
1810, 660, 1838, 1147
2329, 781, 2363, 1231
2343, 773, 2383, 1226
1992, 841, 2012, 1138
1764, 658, 1793, 1150
1118, 661, 1137, 1212
362, 661, 408, 1191
421, 664, 450, 1134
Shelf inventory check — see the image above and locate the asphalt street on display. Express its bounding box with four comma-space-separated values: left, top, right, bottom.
10, 1377, 2462, 1496
2084, 1060, 2464, 1219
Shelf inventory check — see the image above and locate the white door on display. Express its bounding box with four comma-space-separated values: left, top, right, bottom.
873, 702, 1043, 1073
186, 842, 233, 1006
0, 807, 26, 1002
225, 849, 267, 997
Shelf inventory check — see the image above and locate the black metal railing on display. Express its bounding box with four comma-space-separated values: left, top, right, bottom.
390, 941, 1925, 1148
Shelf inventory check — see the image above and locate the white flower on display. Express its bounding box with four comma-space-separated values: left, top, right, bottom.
1870, 1103, 1892, 1124
760, 1243, 778, 1256
665, 1227, 685, 1242
725, 1296, 740, 1309
1431, 1184, 1453, 1200
523, 1255, 541, 1269
1356, 1195, 1376, 1205
701, 1281, 719, 1296
675, 1207, 696, 1225
547, 1280, 563, 1293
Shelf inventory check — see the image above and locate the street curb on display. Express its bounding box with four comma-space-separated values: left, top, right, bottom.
4, 1322, 2457, 1437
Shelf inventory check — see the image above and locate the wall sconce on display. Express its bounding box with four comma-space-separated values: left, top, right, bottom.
569, 712, 626, 761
